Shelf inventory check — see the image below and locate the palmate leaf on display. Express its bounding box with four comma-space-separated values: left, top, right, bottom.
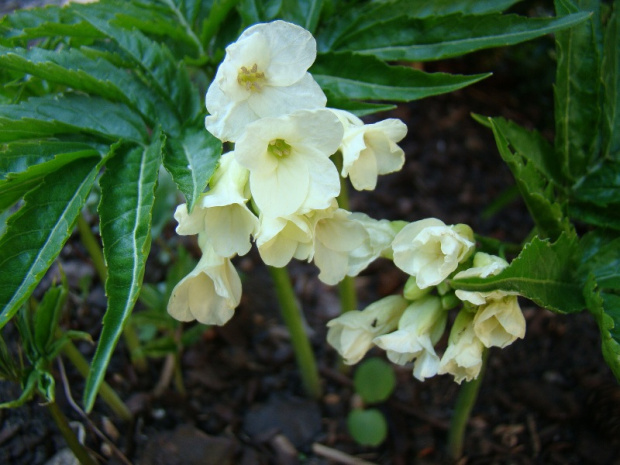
0, 156, 101, 328
0, 46, 180, 134
0, 141, 102, 211
451, 232, 585, 314
554, 0, 602, 180
312, 51, 489, 102
84, 134, 163, 412
326, 12, 590, 62
0, 94, 148, 144
75, 5, 200, 122
164, 126, 221, 212
602, 0, 620, 161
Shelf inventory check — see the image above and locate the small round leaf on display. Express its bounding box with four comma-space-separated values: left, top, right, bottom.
353, 357, 396, 403
347, 408, 388, 447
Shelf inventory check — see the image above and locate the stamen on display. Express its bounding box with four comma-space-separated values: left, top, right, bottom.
237, 63, 266, 92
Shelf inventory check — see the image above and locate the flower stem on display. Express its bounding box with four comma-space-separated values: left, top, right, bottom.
447, 349, 489, 460
77, 213, 148, 373
60, 338, 133, 422
268, 266, 322, 399
46, 401, 98, 465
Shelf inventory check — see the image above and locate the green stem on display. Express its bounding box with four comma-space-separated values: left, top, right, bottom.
78, 213, 148, 373
268, 266, 322, 399
47, 401, 98, 465
60, 339, 132, 422
447, 349, 489, 460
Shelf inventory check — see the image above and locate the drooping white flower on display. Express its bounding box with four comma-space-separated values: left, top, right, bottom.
438, 310, 485, 384
167, 236, 242, 326
256, 213, 314, 267
453, 252, 525, 348
173, 152, 259, 257
205, 20, 327, 142
331, 109, 407, 191
235, 109, 343, 218
374, 295, 446, 381
347, 212, 396, 277
326, 295, 409, 364
392, 218, 474, 289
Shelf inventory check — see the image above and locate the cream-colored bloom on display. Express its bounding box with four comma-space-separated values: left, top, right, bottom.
346, 213, 395, 277
256, 213, 314, 267
454, 252, 525, 348
374, 295, 446, 381
167, 237, 242, 326
326, 295, 409, 364
205, 20, 326, 142
235, 109, 343, 218
331, 109, 407, 191
392, 218, 474, 289
173, 152, 259, 257
438, 310, 484, 384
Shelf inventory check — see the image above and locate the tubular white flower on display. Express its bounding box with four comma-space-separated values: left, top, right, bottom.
235, 109, 343, 218
326, 295, 409, 365
256, 213, 314, 267
173, 152, 259, 257
392, 218, 474, 289
167, 237, 242, 326
454, 252, 525, 348
438, 310, 484, 384
205, 20, 327, 142
374, 295, 446, 381
331, 109, 407, 191
347, 212, 396, 277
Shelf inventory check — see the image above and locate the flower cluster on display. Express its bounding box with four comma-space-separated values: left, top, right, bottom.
168, 20, 407, 325
168, 20, 526, 386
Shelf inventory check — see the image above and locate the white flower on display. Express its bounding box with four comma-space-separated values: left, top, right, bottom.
331, 109, 407, 191
205, 20, 326, 142
256, 213, 314, 267
374, 295, 446, 381
167, 237, 242, 326
326, 295, 409, 364
346, 212, 396, 277
454, 252, 525, 348
235, 109, 343, 218
173, 152, 259, 257
392, 218, 474, 289
438, 310, 485, 384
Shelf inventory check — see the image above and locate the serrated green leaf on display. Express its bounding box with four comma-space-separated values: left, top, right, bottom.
451, 232, 585, 314
75, 6, 200, 122
0, 141, 101, 211
84, 135, 163, 412
481, 115, 570, 240
602, 0, 620, 161
0, 46, 181, 134
331, 12, 590, 62
312, 51, 489, 102
0, 156, 100, 329
578, 230, 620, 291
554, 0, 602, 180
280, 0, 323, 32
164, 126, 221, 212
0, 94, 148, 144
572, 159, 620, 206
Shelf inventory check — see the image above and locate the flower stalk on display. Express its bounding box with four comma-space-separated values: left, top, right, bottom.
269, 266, 321, 399
46, 400, 98, 465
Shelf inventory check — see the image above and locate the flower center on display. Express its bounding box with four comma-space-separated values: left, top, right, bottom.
268, 139, 292, 158
237, 63, 266, 92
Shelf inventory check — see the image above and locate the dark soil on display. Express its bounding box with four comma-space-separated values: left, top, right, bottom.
1, 3, 620, 465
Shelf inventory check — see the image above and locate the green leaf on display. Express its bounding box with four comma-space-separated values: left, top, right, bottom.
451, 232, 586, 314
353, 357, 396, 404
0, 141, 101, 211
33, 282, 67, 356
569, 202, 620, 230
406, 0, 522, 16
84, 135, 163, 412
0, 156, 100, 329
578, 230, 620, 292
554, 0, 602, 180
323, 91, 396, 116
480, 115, 570, 240
330, 12, 591, 62
602, 0, 620, 161
0, 369, 38, 409
75, 6, 200, 122
280, 0, 323, 32
164, 126, 221, 212
572, 159, 620, 206
0, 94, 148, 144
0, 46, 181, 134
347, 408, 388, 447
312, 51, 489, 102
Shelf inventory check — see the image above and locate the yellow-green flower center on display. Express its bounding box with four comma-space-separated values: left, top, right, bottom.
237, 63, 266, 92
268, 139, 292, 158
